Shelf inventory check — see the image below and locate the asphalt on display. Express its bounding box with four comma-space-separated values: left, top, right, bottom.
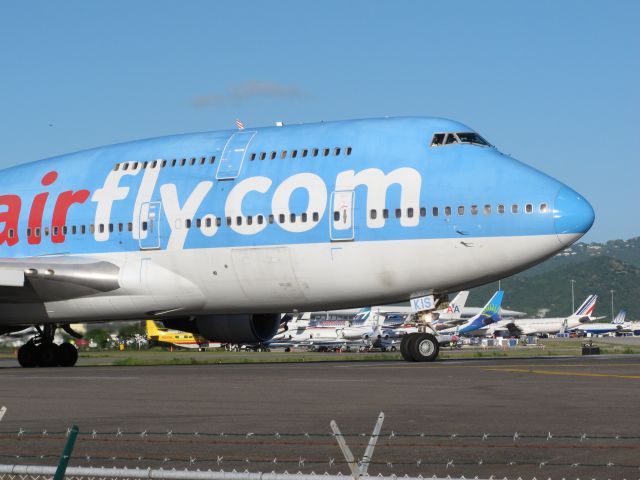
1, 355, 639, 479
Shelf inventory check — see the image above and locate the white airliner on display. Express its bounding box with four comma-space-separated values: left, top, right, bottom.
486, 295, 598, 336
574, 310, 626, 335
0, 117, 594, 366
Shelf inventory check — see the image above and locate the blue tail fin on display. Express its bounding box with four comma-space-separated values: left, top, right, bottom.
458, 291, 504, 334
612, 310, 626, 325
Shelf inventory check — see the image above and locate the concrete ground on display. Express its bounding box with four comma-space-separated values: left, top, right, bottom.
1, 355, 639, 479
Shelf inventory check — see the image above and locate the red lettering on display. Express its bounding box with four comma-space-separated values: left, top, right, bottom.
51, 190, 90, 243
0, 195, 21, 246
28, 171, 58, 245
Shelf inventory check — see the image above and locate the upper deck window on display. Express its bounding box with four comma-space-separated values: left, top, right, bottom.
456, 132, 490, 146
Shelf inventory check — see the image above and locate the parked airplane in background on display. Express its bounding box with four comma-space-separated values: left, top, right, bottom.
574, 310, 626, 336
145, 320, 210, 350
439, 291, 504, 336
0, 116, 594, 366
486, 294, 598, 337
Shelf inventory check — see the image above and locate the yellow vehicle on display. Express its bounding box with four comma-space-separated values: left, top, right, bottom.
145, 320, 210, 351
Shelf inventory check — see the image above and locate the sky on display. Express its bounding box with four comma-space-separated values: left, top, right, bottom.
0, 0, 637, 243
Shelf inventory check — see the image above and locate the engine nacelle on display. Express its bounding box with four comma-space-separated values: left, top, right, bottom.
191, 314, 281, 343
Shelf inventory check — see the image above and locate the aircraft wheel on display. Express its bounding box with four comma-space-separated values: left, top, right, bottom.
37, 343, 59, 367
390, 346, 397, 352
57, 342, 78, 367
400, 334, 416, 361
17, 343, 38, 368
409, 333, 439, 362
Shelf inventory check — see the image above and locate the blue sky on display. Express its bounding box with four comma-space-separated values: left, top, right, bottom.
0, 0, 637, 243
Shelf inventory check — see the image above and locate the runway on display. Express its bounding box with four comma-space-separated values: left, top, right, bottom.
1, 355, 639, 478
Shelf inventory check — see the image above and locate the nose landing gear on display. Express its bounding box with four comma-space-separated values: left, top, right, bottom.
16, 324, 79, 368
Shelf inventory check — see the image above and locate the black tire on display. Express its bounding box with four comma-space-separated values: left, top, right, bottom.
409, 333, 439, 362
37, 343, 59, 367
17, 343, 38, 368
57, 342, 78, 367
400, 334, 416, 361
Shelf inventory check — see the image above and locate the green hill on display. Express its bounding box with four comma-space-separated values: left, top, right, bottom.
470, 254, 640, 320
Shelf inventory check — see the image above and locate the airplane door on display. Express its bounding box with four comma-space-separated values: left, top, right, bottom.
216, 131, 256, 180
330, 190, 355, 241
139, 201, 161, 250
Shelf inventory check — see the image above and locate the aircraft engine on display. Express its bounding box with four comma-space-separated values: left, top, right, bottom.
191, 314, 281, 343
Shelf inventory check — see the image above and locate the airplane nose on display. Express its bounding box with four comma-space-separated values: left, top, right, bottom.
554, 186, 595, 245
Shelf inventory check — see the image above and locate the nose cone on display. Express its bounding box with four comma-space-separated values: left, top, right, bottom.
554, 186, 595, 245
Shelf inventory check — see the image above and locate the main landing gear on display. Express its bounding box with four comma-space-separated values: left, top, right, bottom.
17, 324, 79, 368
399, 332, 439, 362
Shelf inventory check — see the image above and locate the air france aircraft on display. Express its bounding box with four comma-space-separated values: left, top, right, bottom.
0, 117, 594, 367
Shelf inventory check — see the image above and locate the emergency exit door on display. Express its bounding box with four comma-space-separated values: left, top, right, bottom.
330, 190, 355, 241
216, 131, 256, 180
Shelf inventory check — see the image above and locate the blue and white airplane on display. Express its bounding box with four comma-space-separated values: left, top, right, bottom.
574, 310, 626, 335
439, 290, 504, 336
0, 117, 594, 366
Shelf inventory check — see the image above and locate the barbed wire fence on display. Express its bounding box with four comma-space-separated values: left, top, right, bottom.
1, 409, 640, 479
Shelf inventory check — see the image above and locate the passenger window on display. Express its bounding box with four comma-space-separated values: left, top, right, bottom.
458, 206, 464, 216
190, 157, 196, 166
245, 216, 251, 226
226, 217, 232, 226
334, 147, 341, 156
63, 226, 67, 235
540, 203, 548, 213
81, 225, 87, 234
407, 208, 414, 218
370, 209, 377, 220
302, 149, 308, 157
312, 148, 318, 157
141, 222, 147, 232
186, 219, 192, 228
279, 214, 285, 223
312, 212, 319, 222
281, 151, 287, 159
270, 151, 276, 160
109, 224, 114, 233
151, 160, 158, 168
99, 224, 105, 233
471, 205, 478, 215
268, 214, 275, 224
161, 160, 167, 168
484, 204, 491, 215
44, 227, 49, 236
171, 159, 176, 167
323, 148, 329, 156
445, 206, 452, 216
525, 203, 533, 214
257, 215, 264, 225
301, 213, 307, 223
205, 217, 212, 228
53, 226, 58, 236
210, 156, 216, 164
114, 164, 120, 171
35, 228, 40, 237
180, 158, 186, 166
346, 147, 352, 155
200, 157, 206, 165
236, 216, 242, 226
420, 207, 426, 217
250, 153, 256, 161
431, 133, 445, 147
132, 162, 139, 170
290, 213, 296, 223
215, 218, 221, 227
445, 134, 459, 145
395, 208, 401, 218
432, 207, 439, 217
497, 204, 505, 214
122, 163, 129, 171
142, 161, 148, 169
127, 222, 133, 232
291, 150, 297, 158
512, 204, 519, 214
260, 152, 266, 160
72, 226, 77, 235
383, 209, 389, 219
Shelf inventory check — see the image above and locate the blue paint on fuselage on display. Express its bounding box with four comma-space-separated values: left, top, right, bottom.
0, 117, 593, 257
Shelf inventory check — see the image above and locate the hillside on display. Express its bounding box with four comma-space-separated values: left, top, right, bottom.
470, 253, 640, 320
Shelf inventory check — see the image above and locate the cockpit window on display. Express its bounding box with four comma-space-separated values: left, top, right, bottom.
444, 133, 459, 145
431, 133, 445, 146
456, 132, 490, 146
430, 131, 491, 147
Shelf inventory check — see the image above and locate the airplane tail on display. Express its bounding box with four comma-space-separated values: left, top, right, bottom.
450, 291, 469, 311
571, 294, 597, 321
612, 310, 626, 325
145, 320, 161, 339
458, 290, 504, 334
353, 307, 373, 325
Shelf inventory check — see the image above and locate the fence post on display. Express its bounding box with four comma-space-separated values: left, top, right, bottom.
0, 407, 6, 422
54, 425, 79, 480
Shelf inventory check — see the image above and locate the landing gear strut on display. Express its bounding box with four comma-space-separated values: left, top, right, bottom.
17, 324, 78, 368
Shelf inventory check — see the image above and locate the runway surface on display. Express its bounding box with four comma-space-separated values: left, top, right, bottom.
1, 355, 639, 478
